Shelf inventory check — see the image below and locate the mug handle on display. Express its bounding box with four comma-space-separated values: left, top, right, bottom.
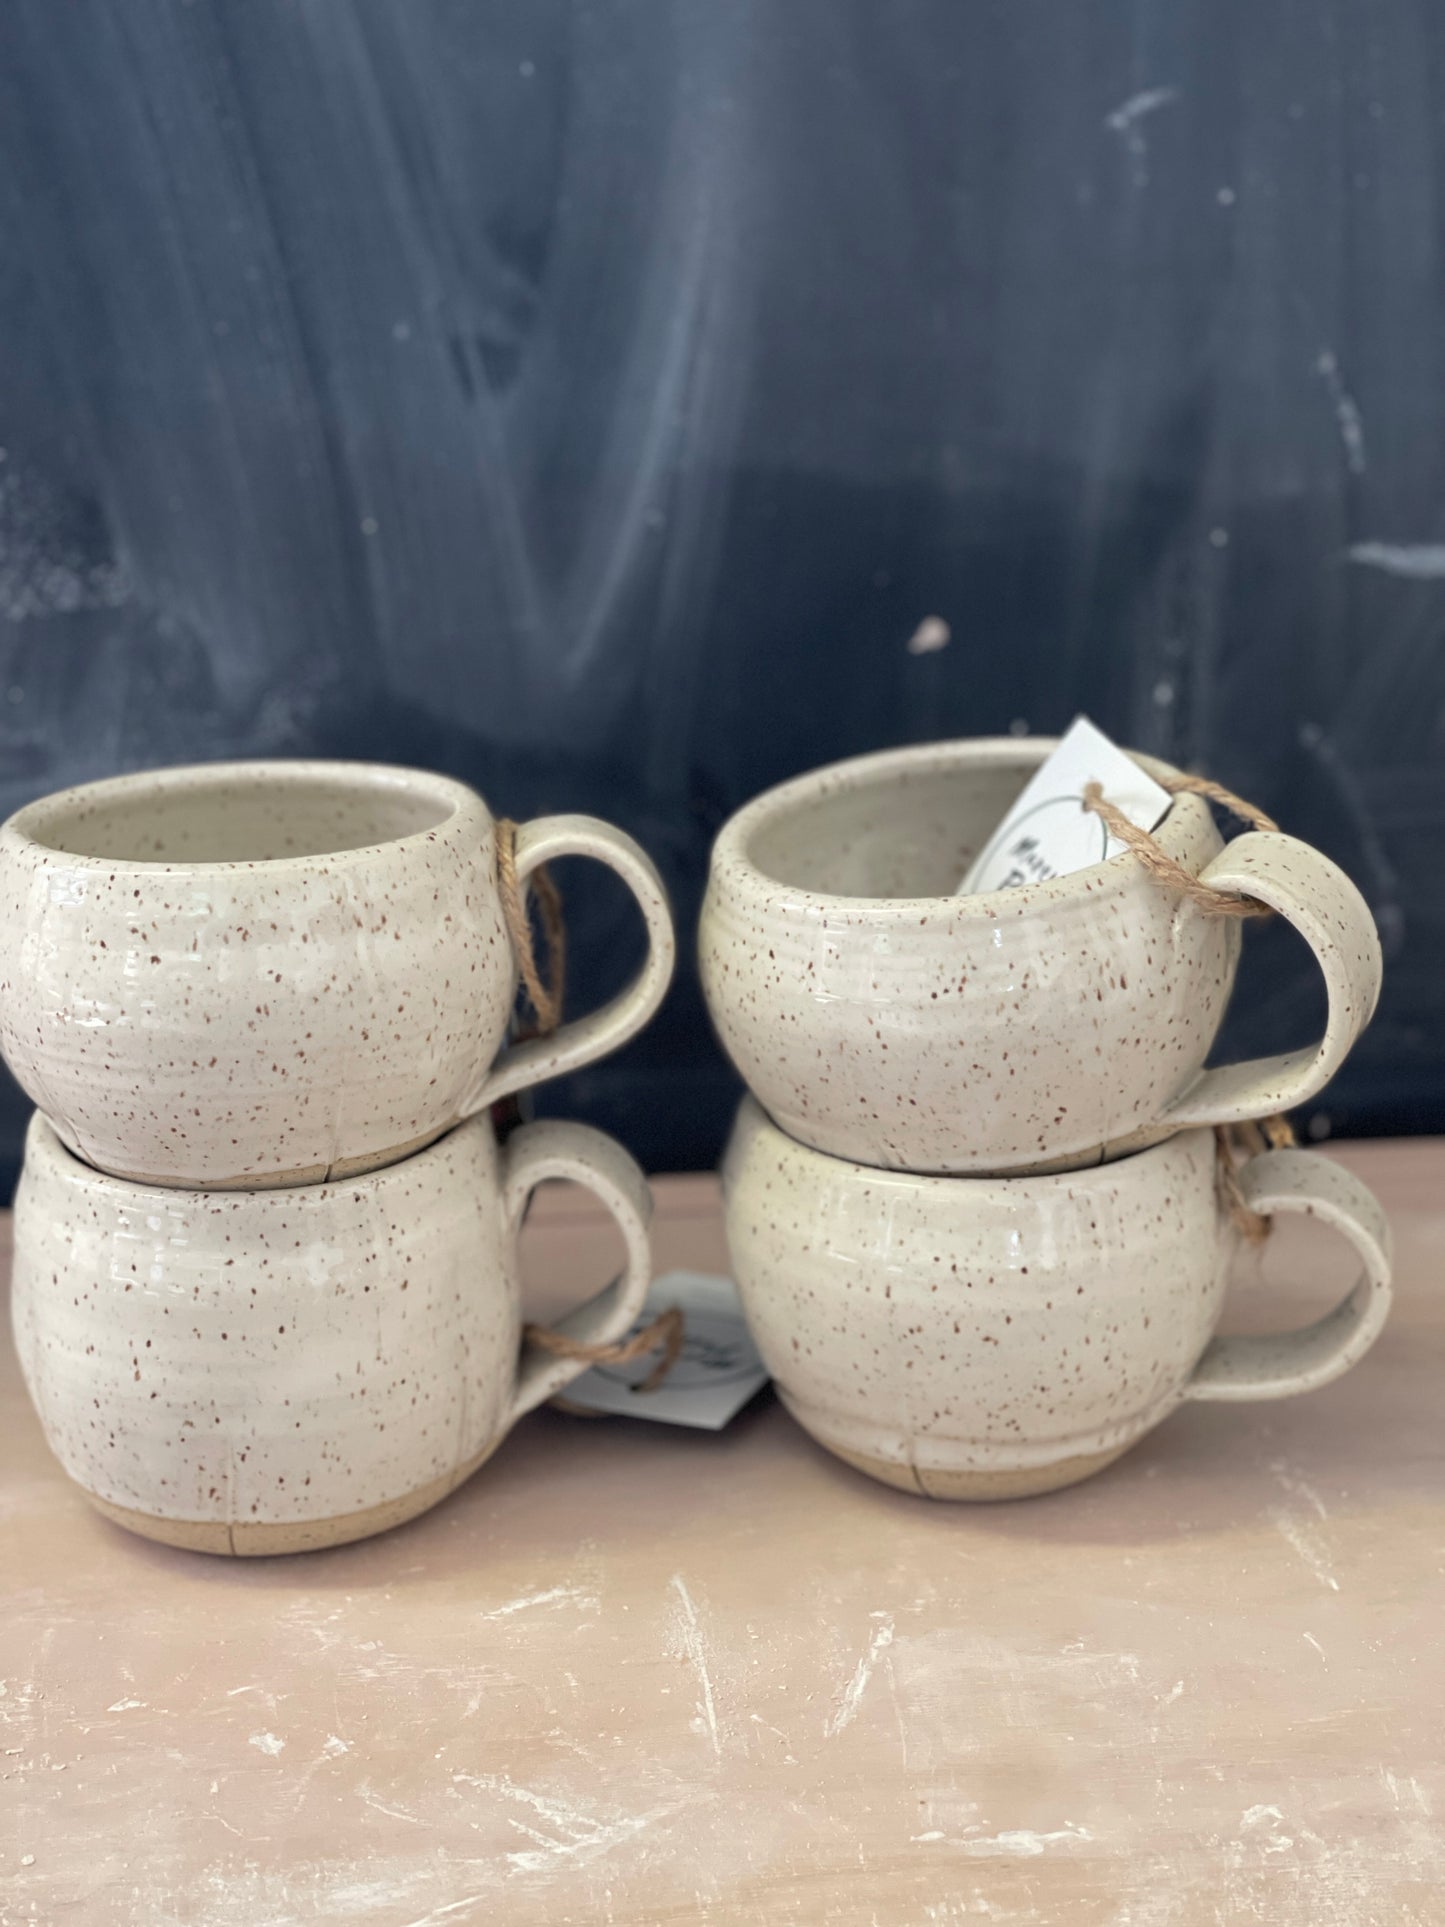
501, 1118, 655, 1426
1160, 831, 1382, 1131
1186, 1147, 1393, 1401
466, 814, 676, 1115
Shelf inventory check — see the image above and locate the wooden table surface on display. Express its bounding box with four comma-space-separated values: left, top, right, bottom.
2, 1139, 1442, 1926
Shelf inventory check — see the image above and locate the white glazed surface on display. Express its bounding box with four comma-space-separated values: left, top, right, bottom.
12, 1110, 654, 1552
722, 1097, 1393, 1498
0, 761, 674, 1187
700, 739, 1381, 1174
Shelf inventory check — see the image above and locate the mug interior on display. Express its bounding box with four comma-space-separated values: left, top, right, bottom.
742, 747, 1054, 896
22, 767, 458, 865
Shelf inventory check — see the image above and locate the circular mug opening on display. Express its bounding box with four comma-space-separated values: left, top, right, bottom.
16, 764, 463, 866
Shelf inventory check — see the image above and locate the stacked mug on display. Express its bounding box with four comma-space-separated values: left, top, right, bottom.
701, 738, 1394, 1499
4, 761, 675, 1552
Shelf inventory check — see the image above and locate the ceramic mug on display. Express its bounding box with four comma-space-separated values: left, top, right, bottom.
0, 760, 674, 1187
723, 1096, 1392, 1500
700, 738, 1381, 1175
13, 1109, 654, 1554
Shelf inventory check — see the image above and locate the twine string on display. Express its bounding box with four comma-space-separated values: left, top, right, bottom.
1082, 770, 1297, 1237
522, 1304, 685, 1394
495, 818, 567, 1035
1081, 770, 1278, 920
1215, 1114, 1298, 1244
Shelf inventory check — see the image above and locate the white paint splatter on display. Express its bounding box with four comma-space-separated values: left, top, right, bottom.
961, 1823, 1093, 1857
668, 1575, 722, 1759
479, 1585, 599, 1621
826, 1615, 896, 1738
1106, 87, 1180, 132
248, 1731, 286, 1757
1267, 1508, 1341, 1592
1160, 1680, 1185, 1707
321, 1734, 349, 1758
1315, 350, 1367, 473
105, 1699, 145, 1713
1302, 1632, 1326, 1658
1345, 541, 1445, 579
0, 468, 133, 622
1104, 86, 1180, 186
906, 616, 951, 655
1240, 1804, 1295, 1853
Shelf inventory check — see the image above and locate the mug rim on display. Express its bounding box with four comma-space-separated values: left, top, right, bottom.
1, 758, 490, 875
726, 1092, 1213, 1203
709, 735, 1215, 915
22, 1108, 492, 1210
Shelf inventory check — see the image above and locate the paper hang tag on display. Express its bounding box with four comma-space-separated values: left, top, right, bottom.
553, 1271, 770, 1430
957, 715, 1172, 895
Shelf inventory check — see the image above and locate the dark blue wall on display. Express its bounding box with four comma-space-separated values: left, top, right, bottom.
0, 0, 1440, 1186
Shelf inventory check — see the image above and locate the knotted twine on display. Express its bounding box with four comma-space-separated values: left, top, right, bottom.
523, 1302, 686, 1394
1081, 771, 1279, 920
494, 818, 683, 1390
1079, 773, 1297, 1240
1215, 1114, 1297, 1244
494, 817, 567, 1034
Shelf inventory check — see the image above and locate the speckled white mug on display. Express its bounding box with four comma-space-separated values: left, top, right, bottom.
723, 1097, 1392, 1500
13, 1109, 654, 1554
700, 739, 1381, 1175
0, 760, 674, 1187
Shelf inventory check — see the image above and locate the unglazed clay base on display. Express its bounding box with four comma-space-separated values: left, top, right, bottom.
79, 1438, 501, 1557
820, 1435, 1133, 1502
726, 1100, 1394, 1514
15, 1112, 659, 1563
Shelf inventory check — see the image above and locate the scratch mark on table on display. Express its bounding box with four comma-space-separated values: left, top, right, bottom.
668, 1575, 722, 1758
456, 1771, 688, 1876
357, 1782, 423, 1824
1382, 1768, 1433, 1816
747, 1710, 796, 1762
825, 1614, 895, 1738
1271, 1459, 1330, 1520
1267, 1508, 1341, 1592
479, 1584, 599, 1621
397, 1891, 497, 1927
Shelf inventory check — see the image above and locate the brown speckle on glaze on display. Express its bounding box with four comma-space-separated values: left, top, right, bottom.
697, 738, 1381, 1175
720, 1098, 1393, 1500
11, 1111, 656, 1555
0, 761, 674, 1189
